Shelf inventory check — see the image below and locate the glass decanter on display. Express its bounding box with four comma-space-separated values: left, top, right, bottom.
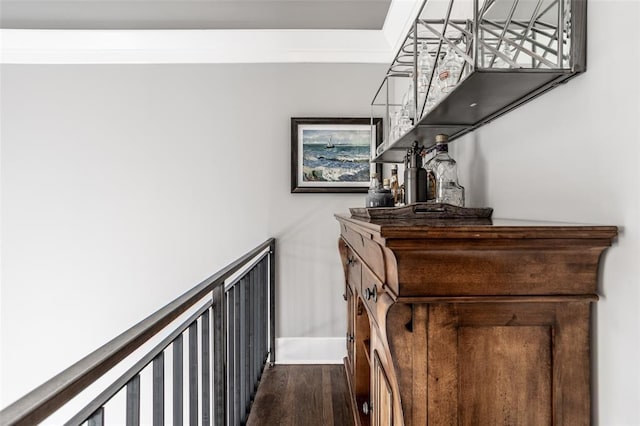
429, 134, 465, 207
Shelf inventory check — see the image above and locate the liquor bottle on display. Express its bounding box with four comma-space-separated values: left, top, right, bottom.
423, 147, 437, 201
390, 165, 400, 205
428, 134, 465, 207
366, 172, 380, 207
404, 142, 428, 204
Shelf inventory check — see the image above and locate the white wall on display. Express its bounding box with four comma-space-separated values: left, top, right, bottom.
0, 63, 387, 408
450, 1, 639, 424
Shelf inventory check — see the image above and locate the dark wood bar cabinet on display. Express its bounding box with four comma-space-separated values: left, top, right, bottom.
336, 214, 617, 425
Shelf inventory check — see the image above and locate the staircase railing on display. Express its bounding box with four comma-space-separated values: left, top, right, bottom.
0, 238, 276, 426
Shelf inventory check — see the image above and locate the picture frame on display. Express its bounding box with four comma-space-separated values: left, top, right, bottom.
291, 117, 383, 193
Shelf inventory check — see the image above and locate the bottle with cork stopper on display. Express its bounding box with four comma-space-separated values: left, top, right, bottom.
426, 134, 465, 207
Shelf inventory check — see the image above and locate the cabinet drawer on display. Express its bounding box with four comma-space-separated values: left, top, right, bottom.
341, 223, 386, 284
341, 222, 364, 256
361, 267, 385, 327
345, 246, 362, 291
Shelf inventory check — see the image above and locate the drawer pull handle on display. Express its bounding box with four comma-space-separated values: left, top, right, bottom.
364, 285, 378, 303
362, 401, 372, 415
346, 256, 355, 266
347, 333, 354, 342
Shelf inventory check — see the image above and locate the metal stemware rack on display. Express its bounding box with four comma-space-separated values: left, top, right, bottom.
372, 0, 586, 163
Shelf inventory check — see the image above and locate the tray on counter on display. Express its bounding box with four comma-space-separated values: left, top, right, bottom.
350, 203, 493, 220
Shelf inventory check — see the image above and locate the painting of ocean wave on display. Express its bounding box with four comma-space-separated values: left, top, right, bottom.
302, 129, 371, 183
291, 117, 381, 193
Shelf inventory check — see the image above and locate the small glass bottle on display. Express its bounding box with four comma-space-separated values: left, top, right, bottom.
429, 134, 465, 207
369, 172, 381, 190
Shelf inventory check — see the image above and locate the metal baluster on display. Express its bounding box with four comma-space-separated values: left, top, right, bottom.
126, 375, 140, 426
257, 261, 262, 365
261, 259, 266, 364
250, 268, 255, 390
153, 353, 164, 426
227, 287, 235, 426
173, 335, 183, 426
262, 259, 269, 361
257, 262, 263, 372
201, 309, 211, 426
87, 407, 104, 426
234, 281, 242, 424
212, 285, 225, 425
269, 243, 276, 364
256, 264, 261, 377
264, 258, 269, 362
259, 261, 263, 368
250, 267, 256, 393
243, 274, 251, 416
263, 258, 268, 363
188, 322, 198, 426
239, 277, 247, 422
258, 260, 265, 365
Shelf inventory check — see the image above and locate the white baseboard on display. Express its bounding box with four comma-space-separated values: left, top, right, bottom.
275, 337, 346, 364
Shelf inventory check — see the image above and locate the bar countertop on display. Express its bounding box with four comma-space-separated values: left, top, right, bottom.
335, 213, 619, 240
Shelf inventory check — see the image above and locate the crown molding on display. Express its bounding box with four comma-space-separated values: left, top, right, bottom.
383, 0, 424, 57
0, 0, 422, 64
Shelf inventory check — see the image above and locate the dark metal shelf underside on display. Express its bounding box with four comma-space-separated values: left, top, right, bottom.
372, 68, 577, 163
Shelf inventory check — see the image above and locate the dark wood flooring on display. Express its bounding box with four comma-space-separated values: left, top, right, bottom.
246, 364, 354, 426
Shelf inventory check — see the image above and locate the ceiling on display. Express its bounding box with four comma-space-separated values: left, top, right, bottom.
0, 0, 420, 64
0, 0, 393, 30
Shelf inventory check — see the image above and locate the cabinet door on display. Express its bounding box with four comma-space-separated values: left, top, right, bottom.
427, 302, 590, 425
346, 284, 355, 369
355, 298, 372, 426
373, 351, 393, 426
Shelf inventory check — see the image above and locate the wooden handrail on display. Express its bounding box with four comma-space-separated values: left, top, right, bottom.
0, 238, 275, 426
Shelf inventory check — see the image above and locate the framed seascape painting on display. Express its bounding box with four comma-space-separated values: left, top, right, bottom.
291, 117, 383, 193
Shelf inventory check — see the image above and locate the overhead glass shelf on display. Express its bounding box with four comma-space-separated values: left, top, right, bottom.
371, 0, 585, 163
